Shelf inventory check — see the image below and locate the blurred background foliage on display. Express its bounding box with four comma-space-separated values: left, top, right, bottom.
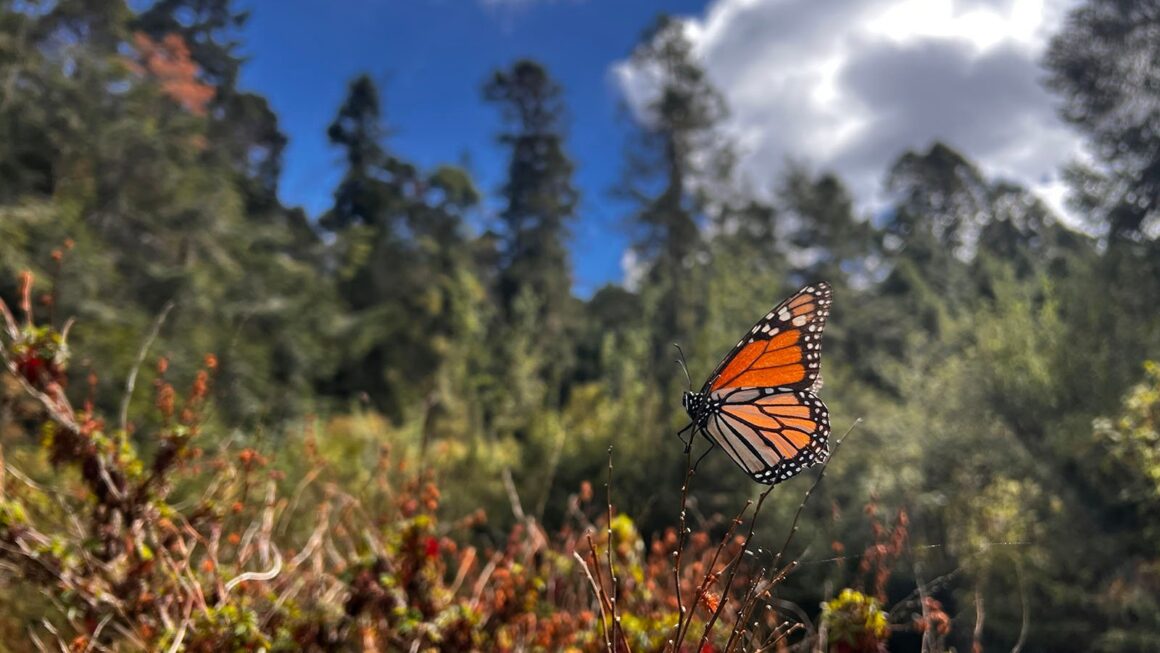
1, 0, 1159, 650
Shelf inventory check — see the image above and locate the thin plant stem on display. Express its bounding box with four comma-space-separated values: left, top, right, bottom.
606, 446, 620, 651
676, 496, 753, 647
698, 484, 774, 651
119, 301, 174, 432
670, 448, 696, 651
774, 419, 861, 572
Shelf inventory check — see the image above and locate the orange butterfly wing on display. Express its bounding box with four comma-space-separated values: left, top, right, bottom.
703, 388, 830, 484
705, 283, 831, 394
695, 283, 832, 484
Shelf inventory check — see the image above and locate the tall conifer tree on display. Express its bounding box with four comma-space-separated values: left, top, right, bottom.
484, 60, 579, 403
620, 15, 733, 376
1045, 0, 1160, 241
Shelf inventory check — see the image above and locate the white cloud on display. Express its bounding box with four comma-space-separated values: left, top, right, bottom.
613, 0, 1087, 223
620, 248, 646, 292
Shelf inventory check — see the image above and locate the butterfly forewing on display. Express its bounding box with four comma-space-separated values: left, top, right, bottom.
704, 283, 832, 394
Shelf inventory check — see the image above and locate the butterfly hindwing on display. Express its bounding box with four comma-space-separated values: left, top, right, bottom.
703, 387, 830, 484
705, 283, 832, 394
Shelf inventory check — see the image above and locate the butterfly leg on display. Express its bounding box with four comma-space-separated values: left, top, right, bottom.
692, 437, 716, 473
677, 422, 695, 453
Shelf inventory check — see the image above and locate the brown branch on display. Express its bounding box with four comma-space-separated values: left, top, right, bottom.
716, 486, 775, 652
501, 466, 526, 522
677, 496, 753, 647
605, 446, 620, 651
574, 549, 612, 652
119, 301, 174, 432
774, 419, 860, 572
670, 447, 696, 651
973, 583, 984, 653
1011, 561, 1029, 653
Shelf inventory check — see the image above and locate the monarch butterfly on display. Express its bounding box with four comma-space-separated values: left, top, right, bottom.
680, 282, 832, 484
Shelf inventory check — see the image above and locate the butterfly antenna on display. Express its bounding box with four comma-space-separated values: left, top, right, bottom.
673, 343, 692, 391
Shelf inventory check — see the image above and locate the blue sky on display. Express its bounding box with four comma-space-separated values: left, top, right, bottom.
237, 0, 709, 297
236, 0, 1086, 297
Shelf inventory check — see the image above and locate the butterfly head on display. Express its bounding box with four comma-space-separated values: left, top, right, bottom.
682, 391, 707, 423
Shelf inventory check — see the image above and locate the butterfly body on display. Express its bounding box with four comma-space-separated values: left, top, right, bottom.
683, 283, 833, 485
681, 391, 713, 429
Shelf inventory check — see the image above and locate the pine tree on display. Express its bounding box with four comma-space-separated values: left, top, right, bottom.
1045, 0, 1160, 240
780, 167, 878, 291
484, 59, 579, 404
320, 74, 485, 423
620, 15, 734, 376
320, 75, 413, 411
133, 0, 288, 212
322, 74, 416, 235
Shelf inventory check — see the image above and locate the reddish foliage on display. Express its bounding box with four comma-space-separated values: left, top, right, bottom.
129, 32, 216, 116
0, 270, 943, 652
